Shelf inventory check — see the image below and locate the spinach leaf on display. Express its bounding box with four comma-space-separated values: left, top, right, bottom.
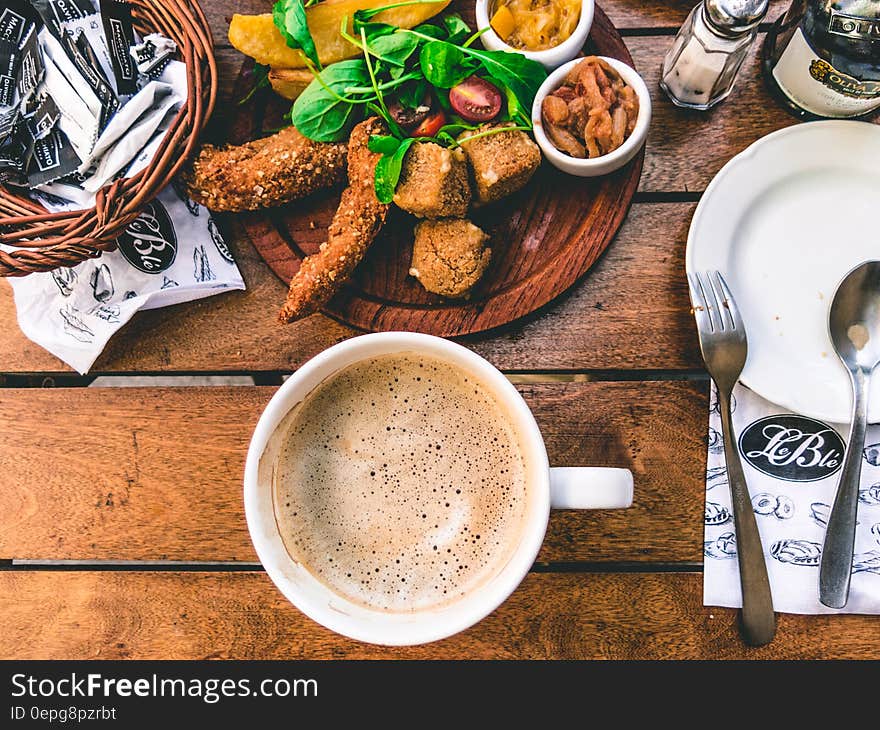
273, 0, 321, 70
411, 22, 446, 39
238, 63, 271, 105
419, 41, 473, 88
373, 137, 416, 203
433, 130, 457, 146
354, 20, 397, 39
291, 59, 370, 141
442, 13, 471, 44
368, 134, 403, 155
369, 32, 420, 68
397, 78, 428, 108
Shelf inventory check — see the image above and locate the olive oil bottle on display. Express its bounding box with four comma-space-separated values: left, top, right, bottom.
762, 0, 880, 119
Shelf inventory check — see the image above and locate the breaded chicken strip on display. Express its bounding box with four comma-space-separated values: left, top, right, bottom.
278, 118, 388, 323
186, 126, 347, 212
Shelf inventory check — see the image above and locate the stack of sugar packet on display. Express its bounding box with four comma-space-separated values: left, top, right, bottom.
0, 0, 244, 373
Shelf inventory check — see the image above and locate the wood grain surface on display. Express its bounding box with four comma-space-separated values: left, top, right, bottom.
237, 4, 644, 337
201, 0, 788, 34
0, 201, 700, 374
9, 26, 873, 374
2, 1, 875, 663
214, 35, 811, 194
1, 570, 874, 660
0, 381, 708, 562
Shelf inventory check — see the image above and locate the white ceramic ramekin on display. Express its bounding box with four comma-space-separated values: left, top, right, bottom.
531, 56, 651, 177
475, 0, 595, 70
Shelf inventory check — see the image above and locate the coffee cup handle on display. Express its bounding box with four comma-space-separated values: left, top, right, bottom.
549, 467, 633, 509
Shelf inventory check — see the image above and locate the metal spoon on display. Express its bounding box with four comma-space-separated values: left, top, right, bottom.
820, 260, 880, 609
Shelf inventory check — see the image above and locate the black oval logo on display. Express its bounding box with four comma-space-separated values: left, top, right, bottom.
117, 201, 177, 273
739, 414, 845, 482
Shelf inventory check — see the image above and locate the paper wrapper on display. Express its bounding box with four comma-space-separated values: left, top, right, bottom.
703, 383, 880, 614
5, 185, 245, 374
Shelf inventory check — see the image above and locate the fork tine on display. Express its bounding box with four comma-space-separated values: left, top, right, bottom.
687, 272, 713, 334
706, 271, 732, 331
696, 271, 721, 333
715, 272, 742, 331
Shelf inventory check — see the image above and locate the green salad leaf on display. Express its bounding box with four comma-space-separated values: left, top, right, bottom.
410, 22, 446, 39
291, 59, 371, 141
369, 32, 420, 68
368, 134, 405, 155
373, 137, 417, 203
353, 20, 397, 39
273, 0, 322, 69
441, 14, 470, 44
238, 63, 271, 105
396, 78, 428, 108
419, 41, 473, 88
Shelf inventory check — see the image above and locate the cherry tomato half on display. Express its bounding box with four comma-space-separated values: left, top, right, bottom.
410, 109, 447, 138
388, 94, 431, 130
448, 76, 503, 123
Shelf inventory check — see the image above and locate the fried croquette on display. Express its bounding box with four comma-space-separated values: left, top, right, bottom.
186, 126, 347, 212
457, 125, 541, 204
409, 218, 491, 298
278, 118, 389, 323
393, 142, 471, 218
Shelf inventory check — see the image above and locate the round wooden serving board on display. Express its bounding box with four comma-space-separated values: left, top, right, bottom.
230, 2, 643, 336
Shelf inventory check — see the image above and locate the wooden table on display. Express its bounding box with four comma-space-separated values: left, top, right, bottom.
1, 0, 877, 660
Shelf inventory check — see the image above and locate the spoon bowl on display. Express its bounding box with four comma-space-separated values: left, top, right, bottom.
829, 261, 880, 373
820, 260, 880, 609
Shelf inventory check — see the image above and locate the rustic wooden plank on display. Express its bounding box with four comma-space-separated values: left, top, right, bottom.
202, 0, 743, 37
213, 34, 825, 195
1, 570, 874, 659
6, 24, 845, 375
629, 36, 806, 195
0, 201, 701, 374
0, 381, 708, 562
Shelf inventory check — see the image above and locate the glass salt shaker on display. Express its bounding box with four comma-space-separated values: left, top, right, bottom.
660, 0, 769, 110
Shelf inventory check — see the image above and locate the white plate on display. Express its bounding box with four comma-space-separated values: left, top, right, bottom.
686, 121, 880, 425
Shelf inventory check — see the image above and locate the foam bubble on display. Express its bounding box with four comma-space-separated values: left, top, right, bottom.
273, 353, 528, 612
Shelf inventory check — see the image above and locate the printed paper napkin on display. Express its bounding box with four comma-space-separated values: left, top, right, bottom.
5, 184, 245, 374
704, 383, 880, 614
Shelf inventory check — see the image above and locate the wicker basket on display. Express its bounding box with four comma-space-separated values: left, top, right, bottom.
0, 0, 217, 277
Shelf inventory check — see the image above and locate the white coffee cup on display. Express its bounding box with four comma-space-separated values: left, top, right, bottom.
244, 333, 633, 646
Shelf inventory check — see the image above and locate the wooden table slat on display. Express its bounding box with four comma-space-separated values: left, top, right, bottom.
9, 28, 869, 376
202, 0, 788, 36
213, 34, 811, 195
0, 201, 701, 374
6, 22, 877, 376
1, 570, 872, 660
0, 382, 709, 563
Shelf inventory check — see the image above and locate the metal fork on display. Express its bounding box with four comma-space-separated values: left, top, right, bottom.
688, 271, 776, 647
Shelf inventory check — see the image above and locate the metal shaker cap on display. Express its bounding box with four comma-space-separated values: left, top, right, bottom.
704, 0, 769, 36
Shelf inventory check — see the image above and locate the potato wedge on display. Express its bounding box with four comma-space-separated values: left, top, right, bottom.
268, 68, 314, 100
228, 0, 451, 69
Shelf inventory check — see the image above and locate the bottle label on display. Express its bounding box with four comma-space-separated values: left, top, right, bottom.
772, 27, 880, 117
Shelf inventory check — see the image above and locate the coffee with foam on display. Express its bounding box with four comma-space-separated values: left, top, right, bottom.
272, 352, 528, 613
